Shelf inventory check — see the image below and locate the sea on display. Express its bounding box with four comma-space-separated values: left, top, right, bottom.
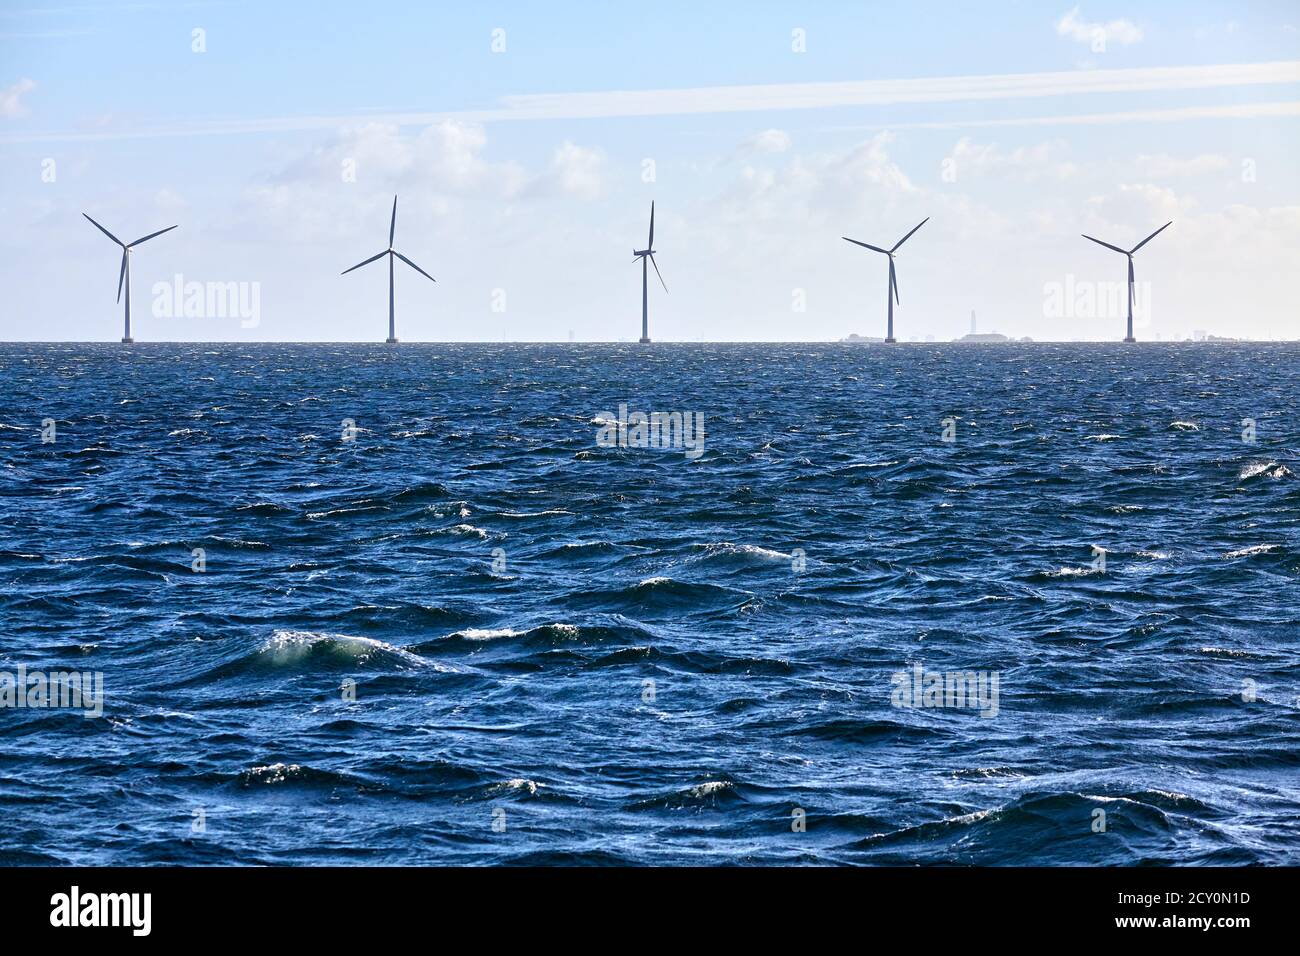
1, 342, 1297, 865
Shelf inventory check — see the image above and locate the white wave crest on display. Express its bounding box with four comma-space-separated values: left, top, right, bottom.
1224, 544, 1278, 558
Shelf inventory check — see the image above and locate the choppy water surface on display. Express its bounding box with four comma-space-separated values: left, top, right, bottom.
1, 343, 1297, 865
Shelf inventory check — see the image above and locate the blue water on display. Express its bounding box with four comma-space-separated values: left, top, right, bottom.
1, 342, 1297, 865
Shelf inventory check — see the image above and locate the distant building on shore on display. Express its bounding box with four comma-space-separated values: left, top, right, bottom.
1192, 329, 1245, 343
955, 309, 1026, 342
958, 331, 1012, 342
843, 311, 1035, 344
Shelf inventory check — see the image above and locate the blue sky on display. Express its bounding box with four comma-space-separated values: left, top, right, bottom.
1, 0, 1298, 341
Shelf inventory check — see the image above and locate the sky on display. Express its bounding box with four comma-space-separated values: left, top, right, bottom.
1, 0, 1298, 342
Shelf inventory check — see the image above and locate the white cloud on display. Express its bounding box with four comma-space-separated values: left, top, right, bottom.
707, 130, 1009, 260
1056, 6, 1143, 47
688, 129, 1298, 340
947, 137, 1078, 181
743, 129, 792, 154
1083, 183, 1193, 232
841, 100, 1300, 131
491, 61, 1297, 122
272, 120, 526, 199
717, 131, 918, 225
237, 121, 611, 244
531, 140, 606, 200
1134, 153, 1230, 178
1076, 184, 1300, 335
415, 121, 525, 195
0, 78, 35, 118
943, 140, 1235, 190
4, 61, 1298, 142
1195, 20, 1242, 41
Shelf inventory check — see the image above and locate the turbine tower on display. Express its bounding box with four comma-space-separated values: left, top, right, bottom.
1081, 221, 1173, 342
342, 195, 435, 343
842, 217, 928, 343
82, 214, 177, 343
633, 202, 666, 343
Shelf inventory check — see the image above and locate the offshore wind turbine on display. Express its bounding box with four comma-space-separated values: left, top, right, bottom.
1081, 221, 1172, 342
842, 217, 928, 343
342, 195, 435, 343
82, 214, 177, 343
633, 201, 666, 343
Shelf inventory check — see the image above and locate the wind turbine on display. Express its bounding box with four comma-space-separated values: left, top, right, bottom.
633, 201, 666, 343
1081, 221, 1173, 342
842, 217, 928, 343
342, 195, 435, 343
82, 214, 177, 343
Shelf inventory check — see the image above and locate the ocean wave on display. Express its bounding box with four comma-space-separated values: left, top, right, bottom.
413, 621, 649, 654
688, 542, 794, 566
584, 644, 796, 675
178, 630, 457, 685
1240, 461, 1295, 480
484, 778, 543, 797
1223, 544, 1279, 558
237, 762, 356, 789
564, 576, 751, 613
1038, 566, 1102, 579
493, 509, 574, 519
630, 777, 753, 811
257, 630, 432, 668
447, 524, 490, 539
792, 717, 944, 745
847, 789, 1215, 863
389, 481, 453, 502
305, 504, 391, 520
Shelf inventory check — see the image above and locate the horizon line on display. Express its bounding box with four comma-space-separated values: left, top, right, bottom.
1, 339, 1293, 345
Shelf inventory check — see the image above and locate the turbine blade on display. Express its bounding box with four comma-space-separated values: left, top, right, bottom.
1081, 234, 1127, 255
890, 216, 929, 253
128, 224, 178, 247
116, 250, 127, 302
389, 196, 397, 248
394, 250, 435, 283
648, 201, 655, 250
341, 250, 388, 275
1131, 220, 1173, 253
1128, 258, 1135, 309
889, 258, 899, 304
649, 253, 667, 293
842, 237, 889, 254
83, 213, 123, 246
